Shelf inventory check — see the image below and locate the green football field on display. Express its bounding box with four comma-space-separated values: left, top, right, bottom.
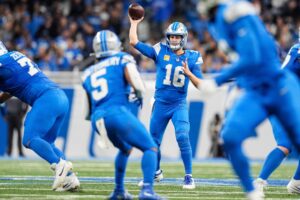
0, 159, 299, 199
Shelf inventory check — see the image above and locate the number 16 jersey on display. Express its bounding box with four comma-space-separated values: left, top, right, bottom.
135, 42, 203, 103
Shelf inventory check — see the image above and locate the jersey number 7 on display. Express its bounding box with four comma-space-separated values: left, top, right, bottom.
17, 57, 39, 76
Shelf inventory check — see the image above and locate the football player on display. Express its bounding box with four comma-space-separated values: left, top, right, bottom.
0, 41, 79, 191
195, 1, 300, 200
129, 17, 204, 189
254, 28, 300, 195
81, 30, 163, 200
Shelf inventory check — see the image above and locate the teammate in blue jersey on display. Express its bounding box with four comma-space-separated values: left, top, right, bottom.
129, 16, 204, 189
0, 41, 79, 191
81, 30, 163, 200
254, 31, 300, 195
187, 1, 300, 199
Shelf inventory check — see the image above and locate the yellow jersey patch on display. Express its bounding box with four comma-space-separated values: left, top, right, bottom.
164, 55, 170, 61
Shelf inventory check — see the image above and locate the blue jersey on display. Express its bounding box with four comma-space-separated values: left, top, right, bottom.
135, 42, 203, 103
0, 51, 59, 106
212, 0, 282, 88
82, 52, 134, 121
282, 43, 300, 77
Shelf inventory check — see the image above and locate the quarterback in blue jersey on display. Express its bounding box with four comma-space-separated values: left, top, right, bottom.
129, 17, 204, 189
82, 30, 163, 200
0, 42, 79, 191
189, 1, 300, 199
254, 33, 300, 194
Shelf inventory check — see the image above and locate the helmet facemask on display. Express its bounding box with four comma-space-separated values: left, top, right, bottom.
165, 22, 188, 51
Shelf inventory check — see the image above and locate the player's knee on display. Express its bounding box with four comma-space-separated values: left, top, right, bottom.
176, 132, 191, 149
119, 148, 132, 156
125, 148, 133, 156
22, 136, 31, 148
150, 146, 158, 152
277, 145, 290, 155
22, 136, 38, 148
221, 130, 242, 150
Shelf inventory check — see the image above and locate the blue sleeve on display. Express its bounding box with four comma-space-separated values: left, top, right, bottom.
134, 42, 157, 61
190, 52, 203, 78
214, 19, 262, 86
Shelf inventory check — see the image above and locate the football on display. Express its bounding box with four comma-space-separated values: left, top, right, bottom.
128, 3, 144, 20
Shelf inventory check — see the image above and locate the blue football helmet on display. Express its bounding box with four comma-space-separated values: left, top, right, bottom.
165, 22, 188, 51
0, 41, 8, 56
92, 30, 121, 58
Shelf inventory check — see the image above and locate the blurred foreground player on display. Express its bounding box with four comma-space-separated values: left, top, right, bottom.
0, 41, 79, 191
254, 28, 300, 195
192, 1, 300, 199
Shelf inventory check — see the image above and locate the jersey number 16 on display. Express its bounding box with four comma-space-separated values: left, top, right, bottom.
163, 64, 185, 87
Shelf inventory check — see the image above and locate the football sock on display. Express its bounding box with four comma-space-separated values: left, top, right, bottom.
224, 143, 254, 192
156, 148, 161, 171
115, 151, 129, 192
181, 149, 192, 174
293, 159, 300, 180
51, 143, 66, 160
177, 134, 192, 174
142, 149, 157, 186
28, 137, 60, 164
259, 148, 286, 180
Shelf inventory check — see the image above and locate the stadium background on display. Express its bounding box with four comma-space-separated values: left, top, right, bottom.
0, 0, 299, 160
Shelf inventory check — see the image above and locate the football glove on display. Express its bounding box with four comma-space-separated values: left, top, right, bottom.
129, 90, 143, 108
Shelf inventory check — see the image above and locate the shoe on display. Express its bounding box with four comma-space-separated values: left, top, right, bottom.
154, 169, 163, 182
52, 159, 73, 190
246, 189, 264, 200
55, 172, 80, 192
253, 178, 267, 197
107, 189, 133, 200
138, 169, 164, 187
287, 178, 300, 194
138, 185, 165, 200
182, 175, 196, 189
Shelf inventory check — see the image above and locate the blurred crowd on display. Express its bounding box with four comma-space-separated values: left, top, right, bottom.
0, 0, 299, 73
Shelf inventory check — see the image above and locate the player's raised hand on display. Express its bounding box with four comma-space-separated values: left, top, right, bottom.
182, 59, 192, 77
128, 15, 144, 25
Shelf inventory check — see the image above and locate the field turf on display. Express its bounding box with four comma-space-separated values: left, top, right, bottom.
0, 159, 299, 199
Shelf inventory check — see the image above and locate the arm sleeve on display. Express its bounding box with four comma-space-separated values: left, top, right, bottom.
134, 42, 158, 61
214, 19, 262, 86
190, 53, 203, 78
126, 62, 145, 98
83, 85, 92, 121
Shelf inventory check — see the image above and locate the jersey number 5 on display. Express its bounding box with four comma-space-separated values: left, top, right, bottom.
163, 64, 185, 87
17, 57, 39, 76
91, 68, 108, 101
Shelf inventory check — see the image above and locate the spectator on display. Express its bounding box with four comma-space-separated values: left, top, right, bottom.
4, 98, 28, 157
208, 113, 224, 158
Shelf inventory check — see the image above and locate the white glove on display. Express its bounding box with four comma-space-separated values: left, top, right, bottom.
197, 79, 218, 94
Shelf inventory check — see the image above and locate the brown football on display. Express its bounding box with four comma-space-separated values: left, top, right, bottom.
128, 3, 144, 20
